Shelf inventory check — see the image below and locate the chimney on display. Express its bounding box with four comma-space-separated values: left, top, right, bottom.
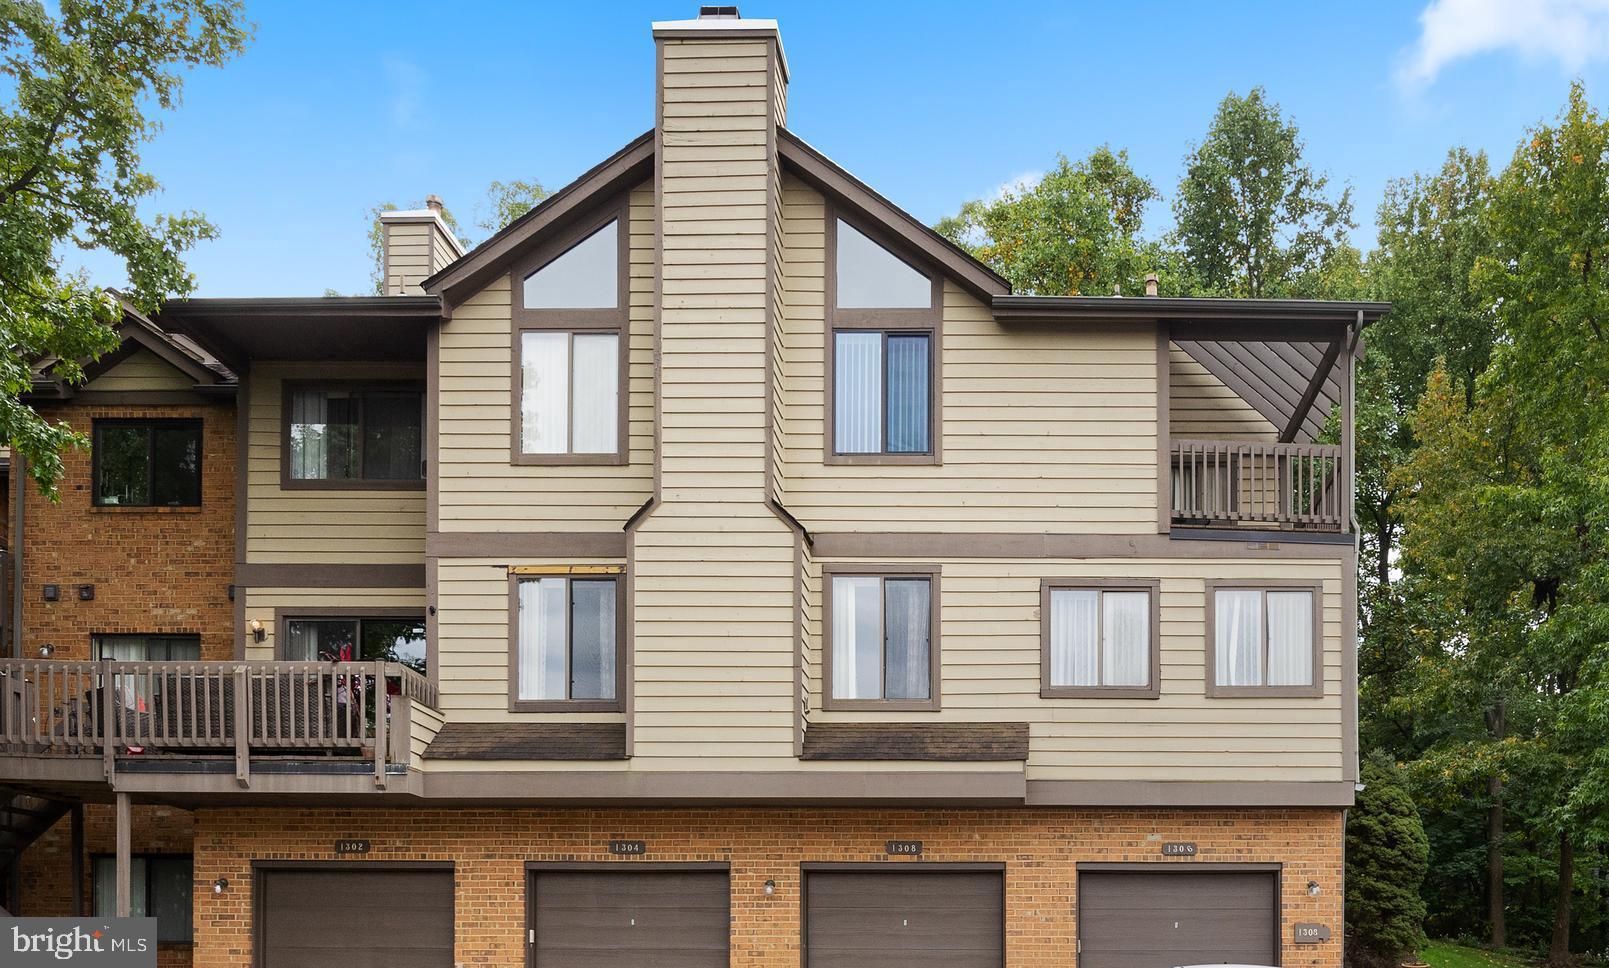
1144, 272, 1159, 297
379, 198, 465, 296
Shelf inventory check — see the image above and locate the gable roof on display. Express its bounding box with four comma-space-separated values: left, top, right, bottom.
30, 293, 235, 400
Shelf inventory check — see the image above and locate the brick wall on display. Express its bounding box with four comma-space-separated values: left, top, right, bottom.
19, 401, 235, 663
194, 806, 1344, 968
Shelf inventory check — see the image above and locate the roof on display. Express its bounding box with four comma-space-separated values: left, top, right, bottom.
29, 293, 236, 399
423, 723, 628, 761
800, 723, 1030, 762
156, 296, 442, 371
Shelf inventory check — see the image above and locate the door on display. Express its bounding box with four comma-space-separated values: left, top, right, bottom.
804, 868, 1003, 968
529, 868, 729, 968
258, 866, 453, 968
1077, 868, 1279, 968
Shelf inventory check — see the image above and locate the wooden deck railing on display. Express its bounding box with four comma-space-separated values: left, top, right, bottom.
0, 660, 438, 789
1170, 439, 1345, 530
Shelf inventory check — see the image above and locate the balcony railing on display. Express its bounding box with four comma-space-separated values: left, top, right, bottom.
0, 660, 439, 788
1170, 439, 1345, 531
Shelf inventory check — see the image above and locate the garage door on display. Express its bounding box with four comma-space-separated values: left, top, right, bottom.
805, 869, 1003, 968
1077, 869, 1277, 968
530, 868, 729, 968
258, 866, 453, 968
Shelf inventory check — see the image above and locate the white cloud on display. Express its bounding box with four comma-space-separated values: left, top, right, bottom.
992, 169, 1044, 200
1398, 0, 1609, 91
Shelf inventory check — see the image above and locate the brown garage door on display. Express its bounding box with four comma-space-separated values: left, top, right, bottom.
805, 869, 1003, 968
1077, 869, 1278, 968
258, 866, 454, 968
530, 868, 729, 968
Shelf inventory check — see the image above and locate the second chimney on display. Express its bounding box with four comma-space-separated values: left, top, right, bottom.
379, 199, 464, 295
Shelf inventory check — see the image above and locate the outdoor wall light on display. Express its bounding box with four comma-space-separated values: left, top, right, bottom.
1307, 880, 1321, 897
763, 879, 776, 897
212, 878, 228, 894
37, 643, 55, 659
249, 619, 265, 642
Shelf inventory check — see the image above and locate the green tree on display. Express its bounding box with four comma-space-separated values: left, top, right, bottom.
935, 146, 1160, 296
0, 0, 251, 494
1347, 757, 1429, 967
1174, 87, 1355, 297
476, 178, 549, 235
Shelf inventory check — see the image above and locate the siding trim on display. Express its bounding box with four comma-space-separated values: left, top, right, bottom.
427, 532, 628, 558
820, 563, 942, 712
1156, 323, 1171, 533
1203, 579, 1326, 699
233, 563, 425, 588
1039, 578, 1162, 700
809, 532, 1353, 560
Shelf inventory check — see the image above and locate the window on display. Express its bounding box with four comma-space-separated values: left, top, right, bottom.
285, 384, 423, 487
512, 575, 621, 710
834, 331, 931, 455
827, 213, 939, 463
825, 570, 939, 709
95, 635, 202, 708
92, 419, 201, 507
1041, 581, 1160, 698
511, 203, 629, 466
281, 616, 426, 674
518, 331, 620, 455
1207, 583, 1322, 697
92, 855, 192, 943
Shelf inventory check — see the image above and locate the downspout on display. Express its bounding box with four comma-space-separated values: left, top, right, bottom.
10, 454, 21, 659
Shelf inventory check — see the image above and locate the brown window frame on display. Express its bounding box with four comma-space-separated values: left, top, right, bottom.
1039, 578, 1162, 700
509, 197, 630, 467
91, 417, 204, 508
273, 608, 427, 672
280, 379, 426, 491
507, 569, 627, 713
90, 852, 194, 943
821, 563, 942, 712
1204, 579, 1325, 698
824, 205, 943, 466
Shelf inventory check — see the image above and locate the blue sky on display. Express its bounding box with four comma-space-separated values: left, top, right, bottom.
72, 0, 1609, 296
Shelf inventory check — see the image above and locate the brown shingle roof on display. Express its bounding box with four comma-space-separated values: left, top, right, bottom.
800, 723, 1030, 762
424, 723, 627, 761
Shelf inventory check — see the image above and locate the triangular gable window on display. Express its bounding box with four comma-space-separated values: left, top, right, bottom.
836, 219, 931, 309
522, 219, 619, 309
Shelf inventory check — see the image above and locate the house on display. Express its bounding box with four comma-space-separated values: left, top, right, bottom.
0, 8, 1383, 967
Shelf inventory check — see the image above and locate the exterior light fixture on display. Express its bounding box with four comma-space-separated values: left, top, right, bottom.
213, 878, 229, 894
37, 643, 55, 659
1307, 880, 1321, 896
763, 879, 776, 896
249, 619, 265, 642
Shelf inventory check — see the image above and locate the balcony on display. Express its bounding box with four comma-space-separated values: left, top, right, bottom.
0, 660, 441, 791
1169, 439, 1345, 532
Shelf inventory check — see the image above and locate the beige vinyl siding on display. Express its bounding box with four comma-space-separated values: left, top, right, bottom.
383, 221, 433, 296
429, 229, 457, 276
778, 175, 1159, 532
1169, 344, 1278, 440
433, 558, 625, 724
245, 363, 426, 563
806, 557, 1345, 783
407, 699, 446, 763
627, 35, 798, 766
83, 349, 193, 392
433, 182, 654, 531
242, 586, 427, 661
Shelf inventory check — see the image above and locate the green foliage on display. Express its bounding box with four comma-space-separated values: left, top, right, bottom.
1347, 757, 1430, 966
476, 178, 549, 235
0, 0, 251, 495
1173, 87, 1355, 297
935, 147, 1159, 296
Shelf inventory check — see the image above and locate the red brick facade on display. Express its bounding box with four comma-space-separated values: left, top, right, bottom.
194, 806, 1344, 968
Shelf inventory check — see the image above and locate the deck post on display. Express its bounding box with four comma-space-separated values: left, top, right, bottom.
114, 792, 130, 918
70, 803, 84, 916
233, 665, 250, 788
373, 661, 388, 789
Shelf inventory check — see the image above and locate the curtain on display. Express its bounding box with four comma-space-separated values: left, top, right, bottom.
289, 389, 328, 479
569, 579, 616, 700
93, 857, 149, 918
1050, 589, 1099, 687
832, 577, 880, 699
518, 577, 568, 700
521, 332, 569, 454
1266, 590, 1314, 686
571, 333, 619, 454
883, 579, 930, 700
1102, 591, 1150, 687
1215, 590, 1264, 686
886, 335, 929, 454
834, 333, 882, 453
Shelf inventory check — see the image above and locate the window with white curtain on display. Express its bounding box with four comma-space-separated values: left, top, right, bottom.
829, 574, 934, 705
515, 576, 619, 706
286, 385, 422, 483
833, 331, 931, 455
519, 331, 620, 456
1212, 586, 1317, 693
1044, 586, 1154, 694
